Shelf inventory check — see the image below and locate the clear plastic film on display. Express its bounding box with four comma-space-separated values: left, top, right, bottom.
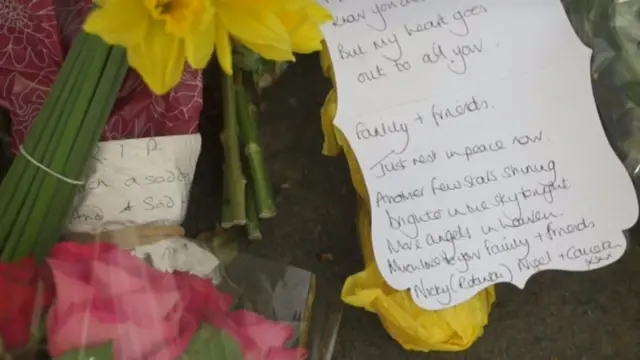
216, 252, 343, 360
0, 221, 341, 360
0, 129, 341, 359
565, 0, 640, 180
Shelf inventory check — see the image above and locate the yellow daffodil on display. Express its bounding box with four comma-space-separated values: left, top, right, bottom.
216, 0, 332, 72
84, 0, 332, 94
276, 0, 333, 53
84, 0, 215, 94
212, 0, 292, 74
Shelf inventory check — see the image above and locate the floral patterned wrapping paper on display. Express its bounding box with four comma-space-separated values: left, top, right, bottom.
0, 0, 202, 153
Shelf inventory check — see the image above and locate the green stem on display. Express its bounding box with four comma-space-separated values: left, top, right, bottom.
32, 45, 128, 261
221, 73, 246, 227
244, 186, 262, 241
4, 34, 110, 261
220, 146, 234, 228
0, 33, 89, 252
233, 71, 276, 219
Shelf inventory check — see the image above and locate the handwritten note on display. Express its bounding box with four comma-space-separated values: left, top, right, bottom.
320, 0, 640, 310
67, 134, 200, 233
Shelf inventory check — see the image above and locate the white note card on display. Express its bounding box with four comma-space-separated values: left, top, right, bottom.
320, 0, 640, 310
131, 237, 221, 284
67, 134, 201, 233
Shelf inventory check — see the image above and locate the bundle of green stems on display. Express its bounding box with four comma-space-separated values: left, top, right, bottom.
220, 67, 276, 241
0, 32, 128, 261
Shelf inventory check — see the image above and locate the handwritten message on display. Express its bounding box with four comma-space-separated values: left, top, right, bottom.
321, 0, 586, 116
67, 134, 201, 233
320, 0, 639, 310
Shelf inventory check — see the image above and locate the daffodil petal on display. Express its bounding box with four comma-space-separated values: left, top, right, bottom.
215, 23, 233, 75
277, 9, 325, 53
218, 5, 291, 49
288, 21, 324, 53
127, 22, 186, 95
232, 0, 287, 12
305, 2, 333, 23
83, 0, 148, 47
185, 17, 216, 69
278, 8, 307, 31
242, 41, 295, 61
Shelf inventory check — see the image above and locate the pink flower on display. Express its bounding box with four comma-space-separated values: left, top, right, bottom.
216, 310, 307, 360
46, 242, 232, 360
46, 241, 306, 360
0, 258, 53, 351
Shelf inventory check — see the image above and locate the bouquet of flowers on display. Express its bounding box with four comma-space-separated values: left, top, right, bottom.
0, 0, 338, 358
0, 236, 341, 359
0, 0, 331, 258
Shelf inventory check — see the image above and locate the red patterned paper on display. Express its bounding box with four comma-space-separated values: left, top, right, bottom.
0, 0, 202, 152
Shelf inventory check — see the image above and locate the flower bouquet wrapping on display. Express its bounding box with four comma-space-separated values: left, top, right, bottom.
317, 32, 496, 354
564, 0, 640, 201
0, 103, 340, 359
0, 230, 341, 360
213, 252, 343, 360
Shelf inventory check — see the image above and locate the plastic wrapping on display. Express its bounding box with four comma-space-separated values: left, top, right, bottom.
565, 0, 640, 181
0, 0, 202, 152
216, 253, 343, 360
317, 0, 640, 352
318, 48, 495, 352
0, 224, 341, 360
0, 125, 341, 359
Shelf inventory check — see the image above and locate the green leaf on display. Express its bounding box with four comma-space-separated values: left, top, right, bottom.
54, 343, 114, 360
210, 329, 243, 360
182, 325, 243, 360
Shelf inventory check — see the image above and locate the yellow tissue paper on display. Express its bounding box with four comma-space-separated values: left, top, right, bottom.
320, 45, 495, 352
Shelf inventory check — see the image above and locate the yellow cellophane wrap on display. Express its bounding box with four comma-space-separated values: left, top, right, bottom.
319, 46, 496, 352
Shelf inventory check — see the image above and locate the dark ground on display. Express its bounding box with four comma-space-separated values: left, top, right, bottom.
188, 54, 640, 360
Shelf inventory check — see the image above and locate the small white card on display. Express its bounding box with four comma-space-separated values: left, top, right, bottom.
131, 237, 222, 283
67, 134, 200, 233
320, 0, 639, 310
